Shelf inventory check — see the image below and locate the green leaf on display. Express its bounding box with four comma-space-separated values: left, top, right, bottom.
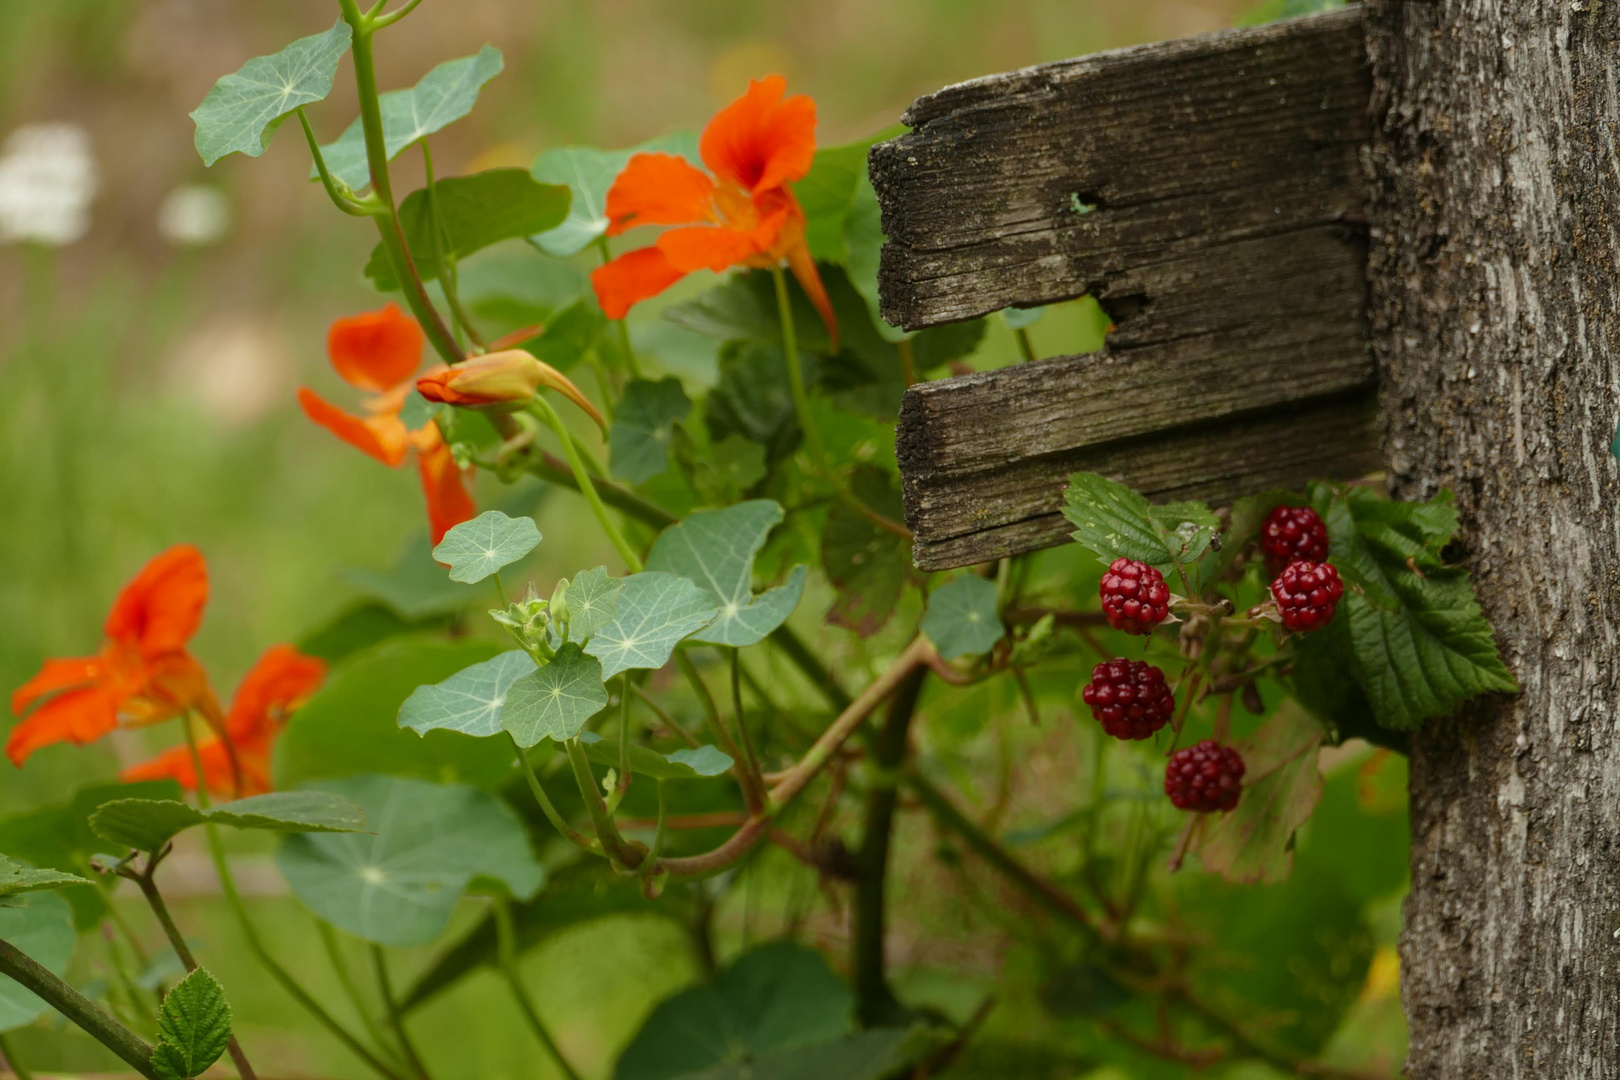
584, 572, 717, 679
367, 169, 571, 289
690, 434, 768, 505
0, 856, 92, 901
645, 500, 807, 648
274, 640, 516, 791
89, 792, 366, 854
797, 141, 869, 264
1151, 501, 1221, 565
338, 533, 481, 619
842, 172, 905, 342
610, 379, 692, 485
704, 341, 816, 467
665, 272, 834, 356
614, 942, 854, 1080
1307, 484, 1516, 730
151, 969, 232, 1080
276, 774, 542, 947
1001, 305, 1047, 331
671, 1031, 925, 1080
526, 298, 607, 374
398, 650, 537, 739
432, 510, 543, 584
560, 566, 621, 641
191, 19, 352, 166
1191, 702, 1326, 884
314, 45, 504, 190
0, 892, 74, 1032
822, 467, 909, 637
1235, 0, 1344, 26
576, 734, 733, 781
501, 644, 609, 746
1061, 471, 1178, 568
529, 132, 700, 257
921, 576, 1004, 660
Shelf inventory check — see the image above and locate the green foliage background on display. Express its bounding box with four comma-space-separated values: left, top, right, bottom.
0, 1, 1401, 1078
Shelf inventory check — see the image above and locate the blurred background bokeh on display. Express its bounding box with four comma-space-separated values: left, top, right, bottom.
0, 2, 1398, 1078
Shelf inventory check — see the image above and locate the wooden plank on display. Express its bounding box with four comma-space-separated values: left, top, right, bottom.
869, 6, 1371, 329
873, 7, 1379, 569
901, 389, 1381, 571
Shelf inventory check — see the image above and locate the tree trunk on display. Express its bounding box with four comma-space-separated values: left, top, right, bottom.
1365, 2, 1620, 1075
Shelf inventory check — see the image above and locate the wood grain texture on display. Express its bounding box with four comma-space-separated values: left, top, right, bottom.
878, 7, 1378, 569
902, 389, 1381, 570
870, 6, 1370, 330
1366, 2, 1620, 1075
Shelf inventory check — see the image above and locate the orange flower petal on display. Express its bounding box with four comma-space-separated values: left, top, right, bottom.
298, 387, 410, 467
6, 685, 120, 766
102, 546, 210, 657
590, 247, 687, 320
225, 645, 326, 741
415, 434, 476, 546
604, 153, 716, 237
658, 225, 767, 274
123, 736, 273, 797
11, 655, 102, 716
701, 75, 817, 194
327, 304, 425, 393
132, 652, 220, 729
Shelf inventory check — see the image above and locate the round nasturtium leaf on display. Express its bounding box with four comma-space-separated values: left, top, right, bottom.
0, 892, 75, 1031
275, 774, 543, 948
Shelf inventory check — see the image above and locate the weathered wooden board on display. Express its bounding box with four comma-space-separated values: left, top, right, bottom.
871, 7, 1379, 570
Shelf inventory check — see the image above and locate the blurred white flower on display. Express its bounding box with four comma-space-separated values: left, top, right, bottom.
157, 184, 230, 247
0, 123, 98, 246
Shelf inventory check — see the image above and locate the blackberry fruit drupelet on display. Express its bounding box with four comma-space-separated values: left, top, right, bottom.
1098, 558, 1170, 635
1165, 739, 1245, 812
1270, 559, 1344, 633
1082, 660, 1174, 740
1260, 505, 1329, 576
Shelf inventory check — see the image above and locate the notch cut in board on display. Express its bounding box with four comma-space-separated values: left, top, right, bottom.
871, 6, 1381, 571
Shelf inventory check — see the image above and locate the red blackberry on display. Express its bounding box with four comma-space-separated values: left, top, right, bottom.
1164, 739, 1245, 812
1099, 558, 1170, 635
1082, 660, 1174, 741
1270, 559, 1344, 633
1260, 505, 1329, 576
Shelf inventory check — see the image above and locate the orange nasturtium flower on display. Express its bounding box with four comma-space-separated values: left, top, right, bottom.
7, 545, 220, 767
297, 304, 476, 544
416, 349, 607, 427
590, 75, 839, 348
124, 644, 326, 797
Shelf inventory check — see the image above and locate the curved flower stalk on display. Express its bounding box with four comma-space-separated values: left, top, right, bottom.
297, 303, 475, 544
591, 75, 838, 349
7, 546, 219, 765
123, 645, 326, 796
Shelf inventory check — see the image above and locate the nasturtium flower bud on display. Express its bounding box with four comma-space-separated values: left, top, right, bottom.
416, 349, 605, 428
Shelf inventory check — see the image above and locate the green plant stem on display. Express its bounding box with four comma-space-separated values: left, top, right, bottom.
0, 937, 156, 1079
0, 1031, 34, 1080
369, 0, 425, 30
729, 648, 766, 798
1015, 326, 1038, 363
673, 651, 751, 802
317, 921, 409, 1074
131, 860, 258, 1080
530, 396, 641, 570
421, 140, 484, 349
772, 266, 830, 477
617, 675, 633, 796
565, 738, 643, 868
510, 734, 601, 853
337, 0, 462, 366
371, 947, 433, 1080
298, 109, 376, 217
907, 770, 1110, 941
852, 664, 927, 1028
595, 238, 643, 380
493, 900, 583, 1080
628, 681, 700, 748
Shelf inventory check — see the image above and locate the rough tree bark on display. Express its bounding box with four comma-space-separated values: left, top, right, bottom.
1367, 2, 1620, 1075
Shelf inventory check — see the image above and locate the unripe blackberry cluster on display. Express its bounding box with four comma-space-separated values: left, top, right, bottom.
1098, 558, 1170, 635
1270, 559, 1344, 633
1082, 660, 1174, 740
1164, 739, 1246, 812
1260, 505, 1329, 575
